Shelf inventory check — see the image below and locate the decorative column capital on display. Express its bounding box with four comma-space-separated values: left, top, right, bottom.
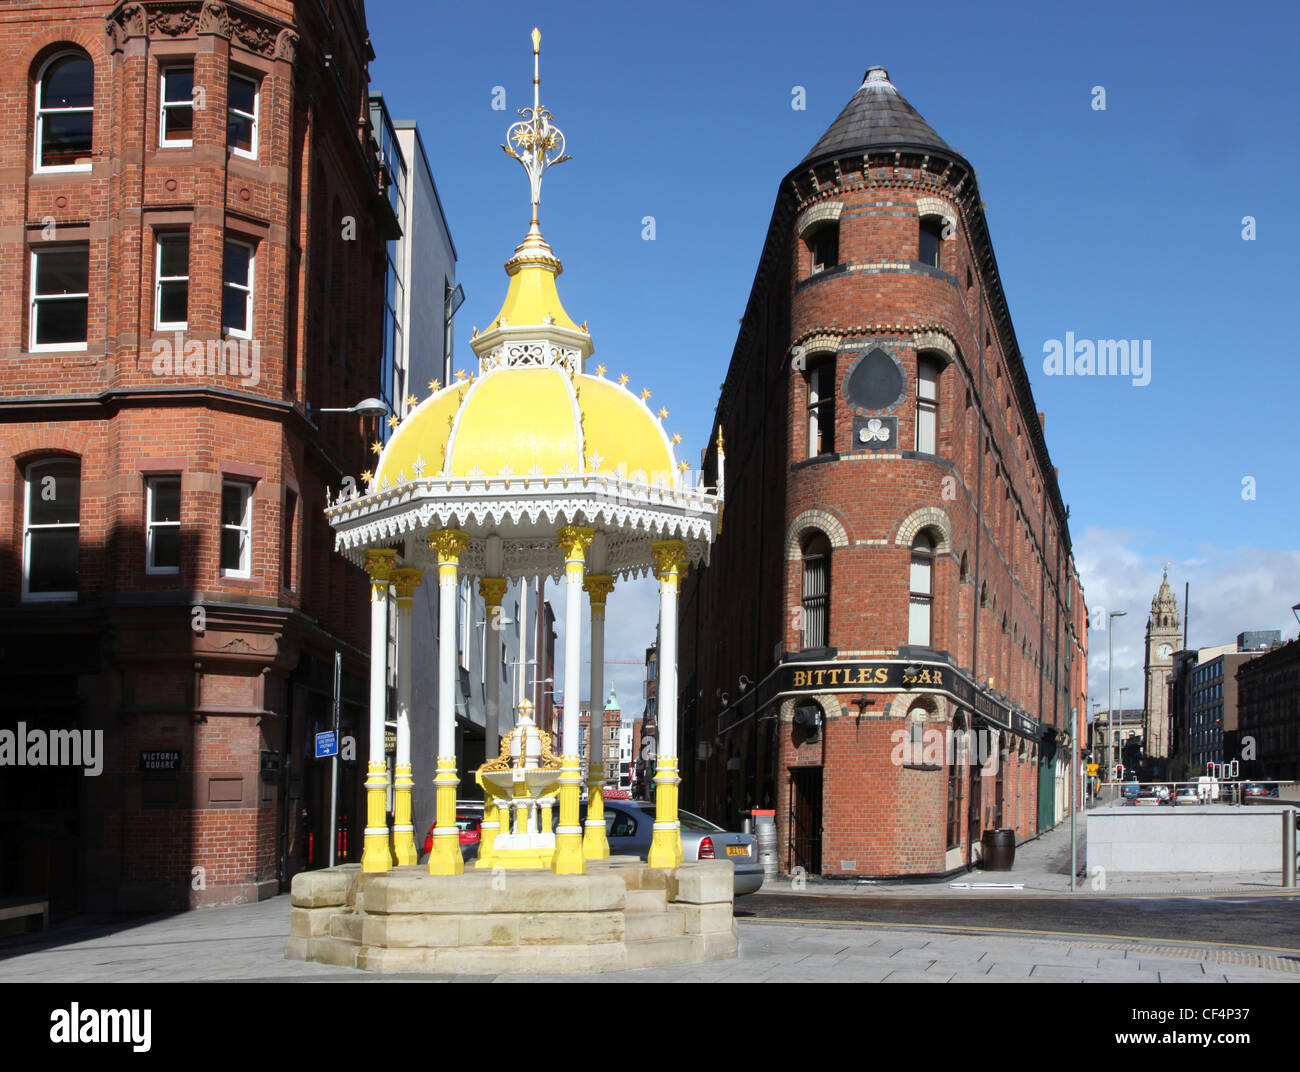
583, 573, 615, 609
391, 566, 423, 607
428, 528, 470, 564
365, 547, 398, 599
651, 540, 689, 590
556, 525, 595, 562
479, 576, 508, 607
198, 1, 232, 37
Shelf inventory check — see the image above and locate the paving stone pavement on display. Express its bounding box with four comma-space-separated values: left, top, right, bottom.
1, 895, 1297, 983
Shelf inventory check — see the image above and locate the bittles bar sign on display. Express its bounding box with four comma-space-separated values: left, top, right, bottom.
721, 660, 1042, 741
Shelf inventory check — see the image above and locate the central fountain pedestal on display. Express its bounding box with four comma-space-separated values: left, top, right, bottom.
286, 856, 739, 974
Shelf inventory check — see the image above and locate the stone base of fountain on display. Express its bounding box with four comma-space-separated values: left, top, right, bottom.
285, 856, 738, 974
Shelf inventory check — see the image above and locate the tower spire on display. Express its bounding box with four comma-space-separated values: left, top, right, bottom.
501, 27, 571, 231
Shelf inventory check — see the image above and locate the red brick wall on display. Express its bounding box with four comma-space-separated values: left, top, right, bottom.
0, 1, 390, 910
681, 133, 1087, 877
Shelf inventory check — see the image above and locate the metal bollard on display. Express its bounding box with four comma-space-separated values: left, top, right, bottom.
1284, 809, 1296, 889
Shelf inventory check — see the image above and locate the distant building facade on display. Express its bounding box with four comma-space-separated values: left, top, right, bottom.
1142, 571, 1182, 759
1168, 632, 1277, 778
1235, 636, 1298, 783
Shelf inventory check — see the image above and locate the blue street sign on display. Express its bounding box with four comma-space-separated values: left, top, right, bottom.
315, 731, 338, 759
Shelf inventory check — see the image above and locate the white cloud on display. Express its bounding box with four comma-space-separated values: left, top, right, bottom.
1076, 526, 1299, 708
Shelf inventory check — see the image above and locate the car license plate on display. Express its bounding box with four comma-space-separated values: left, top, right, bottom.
726, 845, 748, 857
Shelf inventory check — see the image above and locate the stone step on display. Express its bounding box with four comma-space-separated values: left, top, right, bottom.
625, 911, 685, 942
625, 934, 704, 970
625, 888, 667, 914
329, 911, 364, 943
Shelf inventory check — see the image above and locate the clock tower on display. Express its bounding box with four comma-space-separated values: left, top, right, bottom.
1143, 569, 1181, 760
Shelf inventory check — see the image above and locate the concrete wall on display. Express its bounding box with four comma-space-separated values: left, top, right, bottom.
1087, 805, 1295, 873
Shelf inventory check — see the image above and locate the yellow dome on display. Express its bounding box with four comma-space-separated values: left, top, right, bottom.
374, 366, 675, 487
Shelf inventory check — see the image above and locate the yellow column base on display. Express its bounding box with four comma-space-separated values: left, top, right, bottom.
584, 763, 610, 859
475, 784, 502, 870
392, 763, 418, 866
552, 756, 586, 875
427, 756, 463, 876
647, 755, 683, 868
361, 761, 393, 873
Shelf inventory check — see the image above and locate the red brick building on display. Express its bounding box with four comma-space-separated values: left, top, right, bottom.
680, 67, 1088, 879
0, 0, 395, 911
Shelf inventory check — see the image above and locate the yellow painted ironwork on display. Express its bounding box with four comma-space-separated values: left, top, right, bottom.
647, 755, 683, 868
362, 759, 394, 873
427, 756, 464, 875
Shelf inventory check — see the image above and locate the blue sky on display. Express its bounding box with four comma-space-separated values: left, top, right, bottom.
367, 0, 1300, 713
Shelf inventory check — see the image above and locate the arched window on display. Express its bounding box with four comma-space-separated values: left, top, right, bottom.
916, 355, 940, 453
806, 223, 839, 276
800, 532, 831, 649
805, 354, 835, 458
908, 530, 936, 646
36, 51, 93, 171
23, 457, 81, 599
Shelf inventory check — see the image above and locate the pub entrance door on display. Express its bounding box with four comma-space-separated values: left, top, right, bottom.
787, 766, 823, 875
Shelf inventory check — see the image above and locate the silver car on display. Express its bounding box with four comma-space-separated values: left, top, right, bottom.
599, 800, 764, 896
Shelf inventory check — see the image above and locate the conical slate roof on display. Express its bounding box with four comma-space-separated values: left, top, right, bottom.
803, 66, 953, 163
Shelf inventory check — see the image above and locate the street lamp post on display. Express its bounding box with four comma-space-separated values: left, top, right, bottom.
1117, 685, 1129, 778
1108, 610, 1127, 793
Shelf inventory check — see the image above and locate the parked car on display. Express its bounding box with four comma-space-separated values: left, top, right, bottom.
599, 800, 764, 896
1120, 781, 1142, 800
422, 799, 484, 859
511, 799, 762, 895
1243, 783, 1279, 799
1132, 789, 1164, 806
1171, 785, 1200, 805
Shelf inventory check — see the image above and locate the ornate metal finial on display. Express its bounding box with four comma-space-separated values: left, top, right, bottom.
501, 27, 571, 229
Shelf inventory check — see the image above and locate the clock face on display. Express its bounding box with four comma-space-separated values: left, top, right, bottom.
1158, 644, 1172, 659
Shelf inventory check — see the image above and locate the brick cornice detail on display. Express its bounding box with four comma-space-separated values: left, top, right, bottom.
105, 0, 289, 56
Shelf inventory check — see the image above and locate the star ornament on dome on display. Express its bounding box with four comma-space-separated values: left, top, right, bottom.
455, 369, 467, 381
387, 415, 400, 428
658, 407, 669, 420
428, 378, 441, 391
412, 455, 427, 477
595, 364, 606, 376
360, 469, 373, 484
672, 433, 683, 445
406, 394, 419, 409
618, 373, 629, 386
640, 389, 652, 402
370, 440, 382, 454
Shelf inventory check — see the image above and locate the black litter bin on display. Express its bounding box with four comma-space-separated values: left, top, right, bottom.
980, 828, 1016, 871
